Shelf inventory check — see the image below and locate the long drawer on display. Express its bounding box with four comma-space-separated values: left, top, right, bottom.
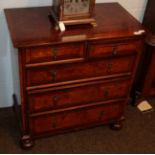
28, 79, 131, 113
26, 55, 136, 87
29, 101, 124, 135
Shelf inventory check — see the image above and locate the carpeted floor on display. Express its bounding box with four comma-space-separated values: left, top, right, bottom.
0, 99, 155, 154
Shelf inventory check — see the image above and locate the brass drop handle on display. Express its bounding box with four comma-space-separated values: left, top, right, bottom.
112, 47, 118, 56
51, 119, 57, 128
53, 96, 60, 106
52, 47, 59, 60
99, 111, 105, 120
50, 70, 57, 81
104, 90, 109, 98
106, 63, 113, 73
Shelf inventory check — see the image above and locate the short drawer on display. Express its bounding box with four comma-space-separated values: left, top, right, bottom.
26, 56, 136, 87
28, 79, 131, 113
88, 41, 139, 58
25, 43, 85, 64
29, 102, 124, 135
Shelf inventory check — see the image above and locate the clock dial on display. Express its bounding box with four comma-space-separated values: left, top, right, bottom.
64, 0, 90, 16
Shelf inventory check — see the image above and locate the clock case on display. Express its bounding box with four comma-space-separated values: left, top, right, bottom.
51, 0, 96, 25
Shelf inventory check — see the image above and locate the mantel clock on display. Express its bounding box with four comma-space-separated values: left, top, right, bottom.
51, 0, 96, 31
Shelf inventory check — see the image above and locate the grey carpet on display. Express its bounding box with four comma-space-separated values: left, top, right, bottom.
0, 99, 155, 154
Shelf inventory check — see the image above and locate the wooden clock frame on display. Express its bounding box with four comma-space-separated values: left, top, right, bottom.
51, 0, 96, 26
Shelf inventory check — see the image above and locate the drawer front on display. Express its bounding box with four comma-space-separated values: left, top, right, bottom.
89, 41, 139, 58
25, 43, 85, 64
28, 80, 131, 113
27, 56, 136, 87
29, 102, 124, 135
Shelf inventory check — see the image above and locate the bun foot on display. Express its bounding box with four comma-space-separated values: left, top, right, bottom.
20, 135, 34, 149
110, 122, 123, 130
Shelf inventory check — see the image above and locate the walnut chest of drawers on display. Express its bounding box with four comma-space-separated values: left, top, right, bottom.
131, 0, 155, 103
5, 3, 145, 148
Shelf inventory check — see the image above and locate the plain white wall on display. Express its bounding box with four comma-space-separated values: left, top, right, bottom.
0, 0, 148, 107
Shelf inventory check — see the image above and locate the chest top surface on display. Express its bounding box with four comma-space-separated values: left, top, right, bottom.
5, 3, 145, 48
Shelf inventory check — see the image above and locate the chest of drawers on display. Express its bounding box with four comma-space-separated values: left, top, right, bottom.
131, 0, 155, 102
5, 3, 145, 148
142, 42, 155, 96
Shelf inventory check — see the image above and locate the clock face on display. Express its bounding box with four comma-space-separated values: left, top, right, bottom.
64, 0, 90, 16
